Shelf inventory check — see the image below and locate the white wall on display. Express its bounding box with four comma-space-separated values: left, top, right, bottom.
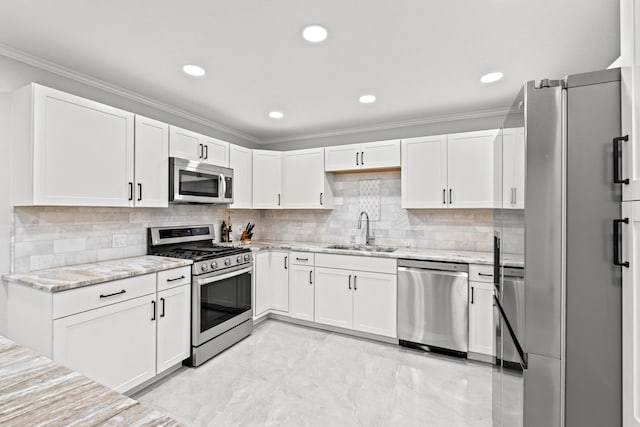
0, 94, 11, 335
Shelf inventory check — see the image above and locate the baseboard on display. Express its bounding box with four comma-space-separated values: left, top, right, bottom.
125, 362, 183, 397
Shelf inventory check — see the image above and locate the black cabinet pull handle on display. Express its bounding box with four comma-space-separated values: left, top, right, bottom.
100, 289, 126, 298
128, 182, 133, 201
356, 152, 359, 166
471, 286, 475, 304
204, 144, 209, 160
296, 257, 309, 261
449, 189, 453, 204
442, 189, 446, 204
320, 192, 323, 206
354, 275, 357, 290
137, 183, 142, 201
348, 274, 352, 289
284, 256, 288, 270
613, 135, 629, 185
199, 144, 203, 159
309, 270, 313, 284
167, 275, 185, 282
160, 297, 165, 318
361, 151, 364, 166
478, 273, 493, 277
278, 194, 281, 206
151, 300, 156, 321
613, 218, 630, 267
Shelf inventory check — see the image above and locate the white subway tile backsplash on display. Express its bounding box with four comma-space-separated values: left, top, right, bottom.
53, 238, 86, 253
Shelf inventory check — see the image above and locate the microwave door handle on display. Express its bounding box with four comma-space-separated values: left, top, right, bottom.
219, 173, 226, 199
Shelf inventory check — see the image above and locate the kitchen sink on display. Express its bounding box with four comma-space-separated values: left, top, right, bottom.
326, 244, 397, 253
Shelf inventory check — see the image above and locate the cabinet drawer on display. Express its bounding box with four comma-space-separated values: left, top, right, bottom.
53, 274, 156, 319
290, 252, 314, 266
469, 264, 495, 283
157, 266, 191, 291
315, 253, 396, 274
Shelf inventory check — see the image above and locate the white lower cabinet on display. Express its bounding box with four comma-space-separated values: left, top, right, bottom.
8, 267, 191, 394
468, 265, 495, 357
53, 294, 157, 393
315, 265, 397, 338
156, 285, 191, 374
254, 251, 290, 316
289, 264, 315, 322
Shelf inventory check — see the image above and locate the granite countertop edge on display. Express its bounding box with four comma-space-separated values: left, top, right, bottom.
2, 255, 193, 293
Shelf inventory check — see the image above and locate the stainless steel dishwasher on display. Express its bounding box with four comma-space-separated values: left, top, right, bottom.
398, 259, 469, 356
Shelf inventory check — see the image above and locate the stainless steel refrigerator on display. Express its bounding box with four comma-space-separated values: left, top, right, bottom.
492, 68, 623, 427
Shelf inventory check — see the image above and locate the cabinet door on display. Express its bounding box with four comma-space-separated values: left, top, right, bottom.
270, 252, 290, 313
169, 126, 203, 162
361, 140, 400, 170
229, 144, 253, 209
282, 148, 325, 208
254, 252, 272, 316
401, 135, 448, 208
513, 128, 525, 209
501, 128, 517, 209
314, 267, 353, 329
622, 201, 640, 427
203, 137, 230, 167
289, 265, 314, 321
134, 116, 169, 208
324, 144, 360, 172
252, 150, 282, 208
53, 294, 156, 393
352, 271, 397, 338
157, 285, 191, 374
468, 281, 495, 355
32, 85, 134, 206
447, 130, 497, 208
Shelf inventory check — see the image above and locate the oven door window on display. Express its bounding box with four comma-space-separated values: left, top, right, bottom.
200, 273, 251, 333
179, 170, 220, 198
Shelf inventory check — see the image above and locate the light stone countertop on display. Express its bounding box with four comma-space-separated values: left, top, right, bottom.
0, 335, 182, 426
225, 240, 524, 268
2, 255, 193, 293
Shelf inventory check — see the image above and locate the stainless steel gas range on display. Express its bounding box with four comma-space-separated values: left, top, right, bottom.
148, 224, 253, 367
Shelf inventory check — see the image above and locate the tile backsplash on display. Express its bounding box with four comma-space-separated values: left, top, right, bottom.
10, 171, 523, 273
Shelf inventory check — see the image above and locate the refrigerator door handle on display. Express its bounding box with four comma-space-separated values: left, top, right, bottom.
613, 135, 630, 185
613, 218, 630, 268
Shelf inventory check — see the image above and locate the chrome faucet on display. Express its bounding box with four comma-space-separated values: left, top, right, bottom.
358, 211, 375, 245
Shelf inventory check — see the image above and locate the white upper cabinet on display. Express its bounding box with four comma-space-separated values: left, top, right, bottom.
401, 135, 448, 208
252, 150, 282, 209
11, 84, 135, 206
134, 116, 169, 208
282, 148, 334, 209
169, 125, 229, 167
228, 144, 253, 209
325, 140, 400, 172
447, 130, 496, 208
502, 128, 525, 209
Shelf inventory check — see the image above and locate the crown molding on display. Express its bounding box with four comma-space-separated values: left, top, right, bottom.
0, 43, 261, 144
259, 107, 510, 145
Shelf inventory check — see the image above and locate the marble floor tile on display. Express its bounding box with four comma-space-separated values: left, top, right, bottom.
133, 320, 497, 427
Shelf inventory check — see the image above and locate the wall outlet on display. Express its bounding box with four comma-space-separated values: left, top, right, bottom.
112, 234, 127, 248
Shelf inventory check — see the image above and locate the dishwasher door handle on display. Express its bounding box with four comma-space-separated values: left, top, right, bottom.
398, 266, 469, 278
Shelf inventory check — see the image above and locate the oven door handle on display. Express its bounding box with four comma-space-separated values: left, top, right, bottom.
196, 266, 253, 286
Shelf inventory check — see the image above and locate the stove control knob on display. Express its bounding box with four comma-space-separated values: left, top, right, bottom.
224, 258, 231, 266
211, 261, 217, 269
200, 264, 208, 272
237, 255, 242, 263
244, 254, 251, 261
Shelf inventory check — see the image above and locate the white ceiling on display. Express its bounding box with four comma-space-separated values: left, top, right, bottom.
0, 0, 619, 144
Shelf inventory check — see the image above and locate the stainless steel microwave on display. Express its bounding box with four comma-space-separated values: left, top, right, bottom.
169, 157, 233, 204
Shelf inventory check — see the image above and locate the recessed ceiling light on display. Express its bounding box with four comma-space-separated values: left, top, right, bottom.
480, 72, 504, 83
182, 64, 206, 77
302, 25, 328, 43
268, 111, 284, 119
359, 94, 376, 104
